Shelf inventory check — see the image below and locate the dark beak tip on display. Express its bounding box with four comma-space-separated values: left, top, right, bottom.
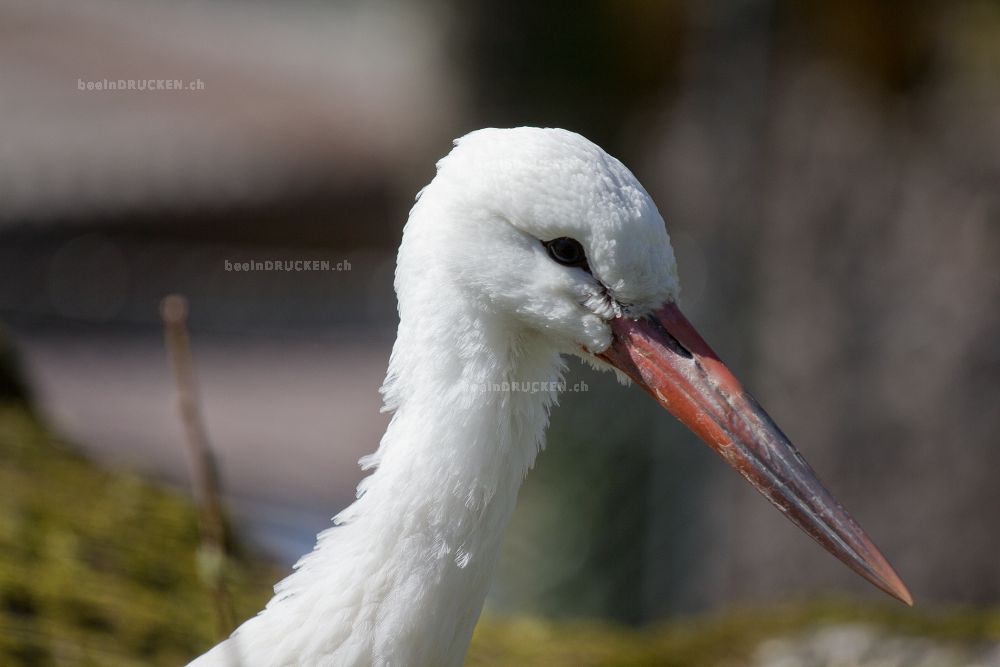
880, 567, 914, 607
856, 534, 913, 607
834, 529, 913, 606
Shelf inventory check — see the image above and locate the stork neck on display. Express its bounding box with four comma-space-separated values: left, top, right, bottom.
213, 295, 566, 667
360, 297, 562, 525
207, 304, 565, 666
296, 297, 564, 664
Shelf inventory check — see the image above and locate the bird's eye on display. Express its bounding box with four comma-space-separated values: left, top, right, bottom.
543, 237, 589, 269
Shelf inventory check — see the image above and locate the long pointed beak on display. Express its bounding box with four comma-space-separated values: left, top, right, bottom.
598, 302, 912, 606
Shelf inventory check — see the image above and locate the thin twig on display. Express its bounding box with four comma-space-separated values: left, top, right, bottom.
161, 294, 236, 640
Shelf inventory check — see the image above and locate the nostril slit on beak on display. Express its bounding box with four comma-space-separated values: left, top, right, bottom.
645, 315, 693, 359
666, 332, 694, 359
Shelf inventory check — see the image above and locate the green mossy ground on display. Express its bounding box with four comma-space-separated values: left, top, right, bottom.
469, 602, 1000, 666
0, 404, 276, 666
1, 400, 996, 666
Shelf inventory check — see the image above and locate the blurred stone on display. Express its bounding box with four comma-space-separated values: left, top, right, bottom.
752, 624, 1000, 667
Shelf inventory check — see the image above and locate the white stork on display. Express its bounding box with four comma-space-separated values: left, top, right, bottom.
190, 127, 910, 667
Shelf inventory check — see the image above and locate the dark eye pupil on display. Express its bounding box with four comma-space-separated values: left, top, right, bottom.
545, 237, 587, 267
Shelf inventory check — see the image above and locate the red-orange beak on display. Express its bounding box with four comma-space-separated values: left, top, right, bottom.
598, 302, 912, 605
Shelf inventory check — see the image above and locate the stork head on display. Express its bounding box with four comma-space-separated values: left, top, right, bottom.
404, 127, 911, 605
406, 127, 677, 355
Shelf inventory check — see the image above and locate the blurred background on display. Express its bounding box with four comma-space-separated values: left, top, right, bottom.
1, 0, 998, 664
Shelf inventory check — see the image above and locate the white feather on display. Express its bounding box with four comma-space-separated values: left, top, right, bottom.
189, 127, 680, 667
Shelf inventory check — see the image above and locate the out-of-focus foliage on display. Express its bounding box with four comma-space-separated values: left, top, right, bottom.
0, 329, 32, 405
0, 404, 276, 666
469, 602, 1000, 667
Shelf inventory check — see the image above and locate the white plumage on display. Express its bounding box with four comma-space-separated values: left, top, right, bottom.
191, 126, 909, 667
191, 128, 676, 666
